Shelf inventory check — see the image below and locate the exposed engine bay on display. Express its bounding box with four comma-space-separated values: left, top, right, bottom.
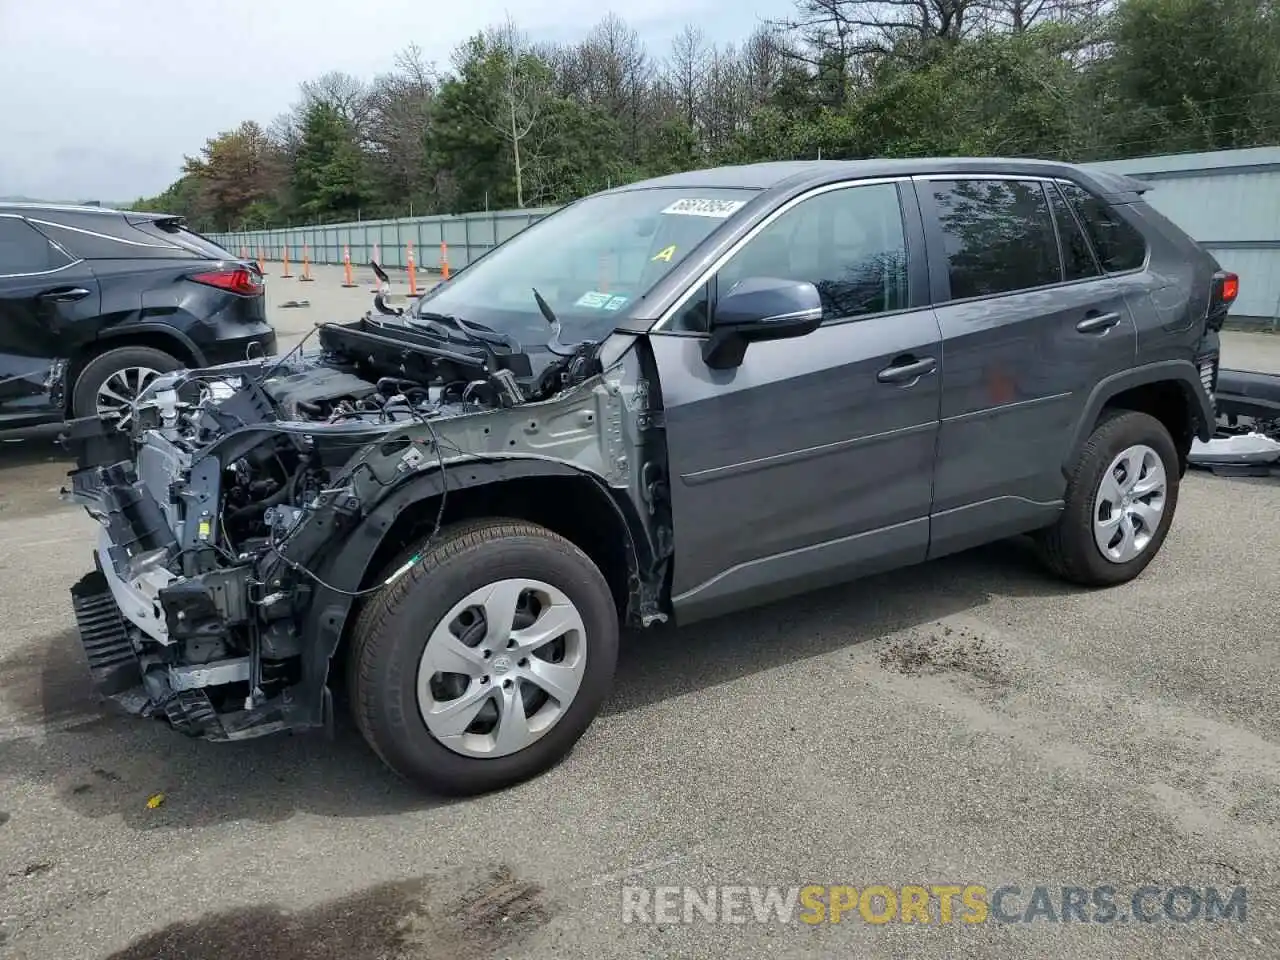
62, 312, 670, 741
1188, 367, 1280, 475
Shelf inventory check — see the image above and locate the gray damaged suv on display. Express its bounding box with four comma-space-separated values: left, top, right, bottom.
62, 158, 1232, 795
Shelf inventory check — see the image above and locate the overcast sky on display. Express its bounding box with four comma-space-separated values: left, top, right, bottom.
0, 0, 791, 202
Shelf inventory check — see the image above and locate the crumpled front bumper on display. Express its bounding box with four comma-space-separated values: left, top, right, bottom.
60, 417, 272, 741
68, 531, 241, 740
68, 561, 289, 741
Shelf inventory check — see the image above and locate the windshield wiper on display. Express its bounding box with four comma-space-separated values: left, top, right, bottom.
531, 287, 580, 357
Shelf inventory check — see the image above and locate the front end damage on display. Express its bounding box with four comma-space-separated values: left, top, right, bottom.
61, 316, 672, 741
1188, 367, 1280, 475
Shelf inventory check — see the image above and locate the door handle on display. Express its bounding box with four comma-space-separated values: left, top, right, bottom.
1076, 311, 1121, 333
38, 286, 91, 303
877, 356, 937, 384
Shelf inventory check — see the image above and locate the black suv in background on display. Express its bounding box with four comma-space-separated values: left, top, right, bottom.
0, 204, 277, 430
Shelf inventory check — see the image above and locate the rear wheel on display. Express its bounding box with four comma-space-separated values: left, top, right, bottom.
71, 345, 183, 428
1037, 410, 1180, 586
347, 518, 619, 796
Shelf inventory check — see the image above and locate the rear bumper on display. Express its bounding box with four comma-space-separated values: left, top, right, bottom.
197, 322, 278, 367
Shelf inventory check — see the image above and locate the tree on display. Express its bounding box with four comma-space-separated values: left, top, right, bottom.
1104, 0, 1280, 155
665, 25, 709, 130
452, 17, 554, 208
172, 122, 283, 229
366, 44, 438, 212
291, 101, 371, 220
132, 0, 1280, 228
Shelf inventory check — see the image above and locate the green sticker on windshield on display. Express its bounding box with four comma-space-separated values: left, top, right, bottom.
576, 291, 629, 310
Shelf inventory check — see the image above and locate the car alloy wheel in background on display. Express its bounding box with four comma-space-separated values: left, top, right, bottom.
95, 366, 162, 429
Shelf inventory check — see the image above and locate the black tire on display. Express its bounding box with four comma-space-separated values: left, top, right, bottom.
70, 345, 184, 420
1037, 409, 1181, 586
347, 518, 619, 796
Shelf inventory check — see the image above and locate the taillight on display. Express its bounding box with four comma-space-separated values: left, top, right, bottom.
1206, 270, 1239, 331
190, 267, 263, 296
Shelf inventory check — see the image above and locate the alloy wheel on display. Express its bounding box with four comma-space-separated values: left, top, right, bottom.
95, 366, 162, 430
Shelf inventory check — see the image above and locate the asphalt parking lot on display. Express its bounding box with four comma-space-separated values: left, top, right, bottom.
1, 266, 1278, 958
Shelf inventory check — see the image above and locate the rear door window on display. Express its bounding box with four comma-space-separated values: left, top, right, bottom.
27, 213, 196, 260
1056, 181, 1148, 272
0, 217, 73, 275
926, 178, 1062, 300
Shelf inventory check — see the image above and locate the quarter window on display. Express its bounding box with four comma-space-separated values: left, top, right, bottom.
927, 178, 1061, 300
0, 218, 71, 275
713, 182, 909, 324
1057, 181, 1148, 272
1047, 183, 1101, 281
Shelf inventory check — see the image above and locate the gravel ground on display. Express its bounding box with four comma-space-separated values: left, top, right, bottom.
0, 266, 1277, 959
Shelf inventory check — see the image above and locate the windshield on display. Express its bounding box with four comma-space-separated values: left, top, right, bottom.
410, 187, 757, 351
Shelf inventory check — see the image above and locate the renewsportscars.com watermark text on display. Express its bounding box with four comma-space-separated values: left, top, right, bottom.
621, 884, 1248, 925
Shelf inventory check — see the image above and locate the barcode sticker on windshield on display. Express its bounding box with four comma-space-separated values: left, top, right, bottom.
661, 198, 747, 218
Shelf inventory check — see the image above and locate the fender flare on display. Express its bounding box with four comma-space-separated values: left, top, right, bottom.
293, 456, 644, 729
1064, 359, 1215, 475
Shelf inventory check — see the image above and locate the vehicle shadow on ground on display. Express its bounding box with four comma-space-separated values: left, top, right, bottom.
0, 627, 437, 828
606, 536, 1077, 716
0, 537, 1077, 831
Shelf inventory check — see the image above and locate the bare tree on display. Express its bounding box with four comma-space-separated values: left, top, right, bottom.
575, 14, 655, 157
462, 15, 553, 208
740, 24, 787, 108
299, 70, 373, 132
973, 0, 1114, 33
770, 0, 982, 93
665, 25, 710, 129
366, 44, 438, 205
702, 44, 751, 153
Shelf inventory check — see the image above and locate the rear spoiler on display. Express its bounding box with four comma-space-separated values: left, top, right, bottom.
123, 211, 186, 229
1082, 168, 1152, 203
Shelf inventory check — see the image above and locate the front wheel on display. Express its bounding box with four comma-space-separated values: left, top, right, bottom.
1037, 410, 1180, 586
347, 518, 620, 796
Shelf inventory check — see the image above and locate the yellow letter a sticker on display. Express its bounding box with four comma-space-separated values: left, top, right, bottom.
651, 244, 676, 263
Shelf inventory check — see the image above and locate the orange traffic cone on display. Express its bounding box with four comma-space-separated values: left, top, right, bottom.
440, 241, 450, 280
281, 246, 292, 278
407, 242, 418, 296
342, 245, 356, 288
299, 244, 314, 282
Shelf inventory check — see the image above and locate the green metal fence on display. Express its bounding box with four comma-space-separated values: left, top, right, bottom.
209, 207, 559, 273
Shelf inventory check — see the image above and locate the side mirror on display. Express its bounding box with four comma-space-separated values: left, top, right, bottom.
370, 260, 391, 285
702, 276, 823, 369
